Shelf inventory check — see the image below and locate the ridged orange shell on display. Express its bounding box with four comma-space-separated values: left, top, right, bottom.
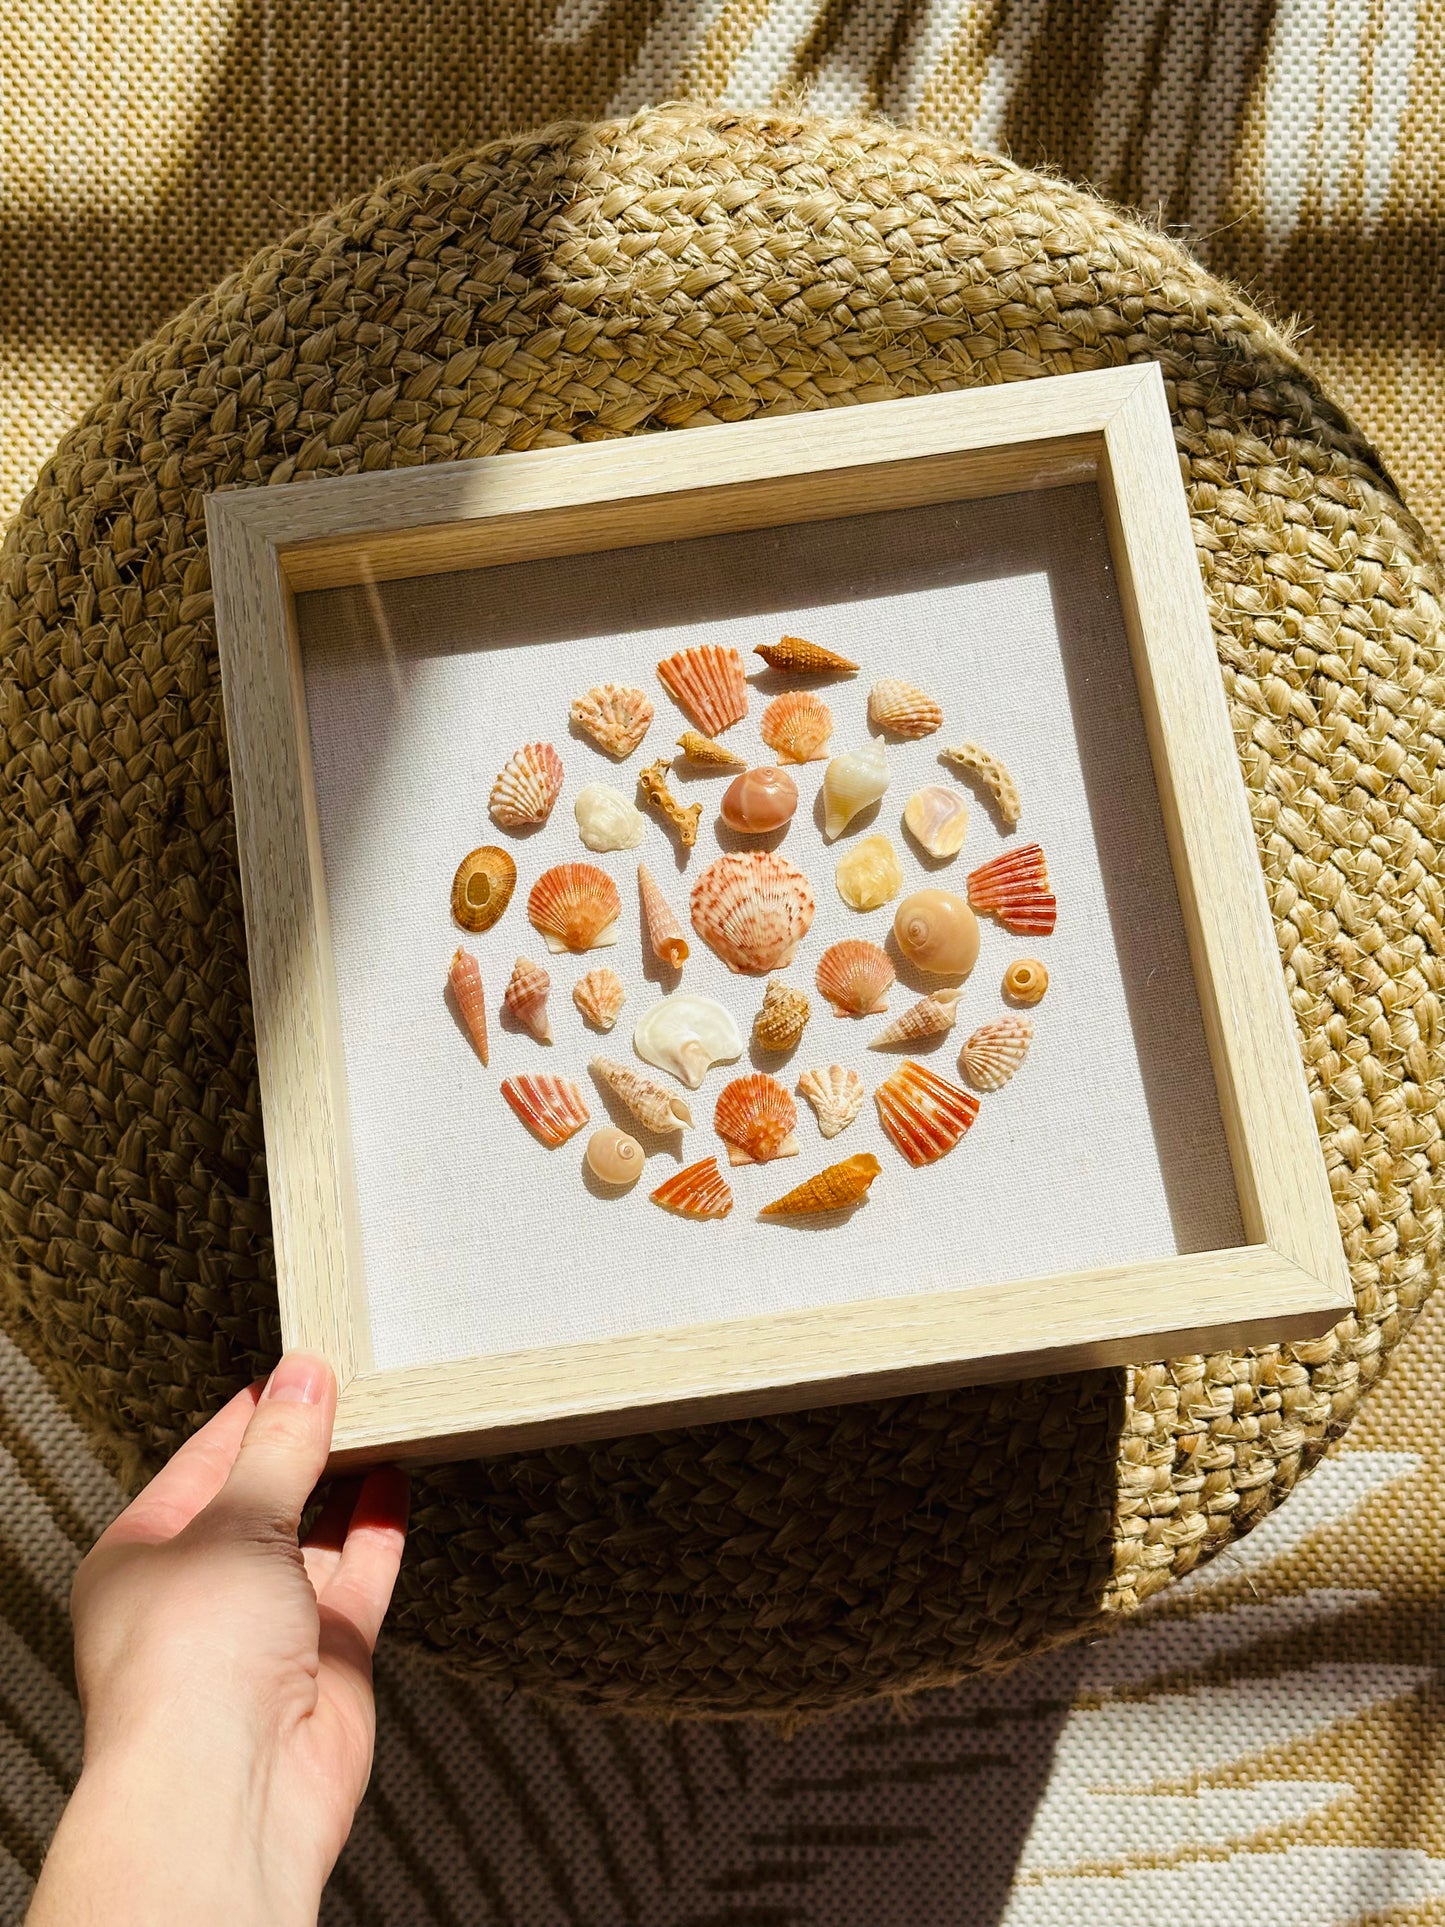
448, 948, 488, 1065
868, 678, 943, 737
796, 1064, 865, 1138
638, 863, 689, 968
527, 862, 622, 953
650, 1156, 734, 1219
875, 1060, 980, 1166
573, 968, 625, 1031
690, 850, 816, 974
814, 939, 895, 1016
500, 1073, 590, 1147
760, 689, 833, 763
501, 956, 551, 1042
570, 683, 654, 758
967, 842, 1057, 934
754, 636, 858, 674
450, 846, 517, 932
959, 1015, 1032, 1091
489, 742, 563, 828
656, 645, 748, 736
713, 1072, 799, 1165
759, 1152, 881, 1216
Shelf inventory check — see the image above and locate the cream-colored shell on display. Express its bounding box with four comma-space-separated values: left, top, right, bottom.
821, 741, 890, 840
868, 988, 962, 1048
489, 742, 564, 829
834, 834, 903, 911
903, 785, 969, 861
584, 1126, 646, 1187
589, 1057, 693, 1135
570, 683, 654, 759
796, 1064, 866, 1138
632, 994, 744, 1089
959, 1015, 1033, 1090
574, 782, 646, 852
868, 677, 943, 737
573, 968, 626, 1031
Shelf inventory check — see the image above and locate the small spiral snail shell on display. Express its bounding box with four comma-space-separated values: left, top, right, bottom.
1003, 957, 1050, 1005
892, 889, 980, 978
585, 1126, 646, 1188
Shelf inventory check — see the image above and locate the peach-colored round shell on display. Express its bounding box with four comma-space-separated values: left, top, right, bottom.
892, 889, 980, 977
719, 766, 798, 835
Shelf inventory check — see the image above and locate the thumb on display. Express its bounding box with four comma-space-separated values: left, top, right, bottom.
201, 1352, 338, 1539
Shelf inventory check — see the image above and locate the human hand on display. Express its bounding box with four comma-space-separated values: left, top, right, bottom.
28, 1354, 408, 1927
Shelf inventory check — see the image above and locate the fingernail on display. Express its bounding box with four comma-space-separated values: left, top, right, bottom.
262, 1353, 329, 1405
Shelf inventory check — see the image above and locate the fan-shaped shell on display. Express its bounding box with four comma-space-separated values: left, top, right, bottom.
752, 980, 809, 1052
638, 864, 689, 968
868, 988, 962, 1048
571, 683, 654, 758
815, 939, 895, 1016
834, 834, 903, 911
676, 729, 745, 768
903, 786, 969, 861
959, 1015, 1032, 1091
1003, 957, 1050, 1006
590, 1057, 693, 1136
500, 1073, 590, 1147
821, 741, 889, 839
573, 968, 625, 1031
713, 1072, 799, 1165
527, 862, 621, 953
489, 742, 564, 829
868, 678, 942, 737
573, 782, 645, 852
450, 846, 517, 932
875, 1060, 979, 1166
760, 690, 833, 763
796, 1064, 865, 1138
690, 850, 816, 974
651, 1157, 733, 1219
759, 1153, 881, 1217
967, 842, 1057, 935
448, 948, 488, 1065
754, 636, 858, 675
502, 956, 552, 1042
656, 645, 748, 736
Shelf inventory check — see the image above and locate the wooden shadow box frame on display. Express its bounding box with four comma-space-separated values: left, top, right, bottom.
205, 364, 1351, 1468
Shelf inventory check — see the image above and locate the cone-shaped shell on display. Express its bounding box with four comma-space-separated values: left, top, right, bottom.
868, 677, 942, 737
941, 741, 1021, 827
834, 834, 903, 911
1003, 957, 1050, 1005
760, 690, 833, 763
590, 1057, 694, 1136
759, 1152, 881, 1217
489, 742, 564, 828
450, 846, 517, 932
690, 850, 815, 974
714, 1073, 799, 1165
676, 729, 745, 768
960, 1015, 1033, 1091
585, 1126, 646, 1187
868, 987, 962, 1048
967, 842, 1057, 934
903, 786, 969, 861
448, 948, 488, 1065
821, 741, 889, 839
815, 939, 895, 1016
754, 636, 858, 675
500, 1073, 590, 1147
753, 980, 809, 1052
796, 1064, 865, 1138
656, 645, 748, 736
638, 864, 689, 968
571, 683, 654, 758
892, 889, 980, 977
573, 967, 626, 1031
527, 862, 621, 953
651, 1156, 733, 1219
502, 956, 552, 1042
875, 1060, 979, 1166
638, 759, 702, 848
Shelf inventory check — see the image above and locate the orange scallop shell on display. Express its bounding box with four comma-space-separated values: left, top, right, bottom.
713, 1072, 799, 1165
875, 1060, 979, 1166
814, 939, 895, 1016
570, 683, 654, 758
967, 842, 1056, 935
650, 1156, 734, 1219
760, 689, 833, 763
690, 850, 816, 974
489, 742, 564, 828
527, 862, 622, 953
656, 645, 748, 736
759, 1152, 881, 1216
448, 948, 488, 1065
500, 1073, 590, 1147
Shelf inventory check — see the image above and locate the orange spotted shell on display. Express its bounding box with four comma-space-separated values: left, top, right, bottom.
713, 1072, 799, 1165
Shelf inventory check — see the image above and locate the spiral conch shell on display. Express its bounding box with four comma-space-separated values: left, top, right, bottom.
676, 730, 745, 769
573, 968, 625, 1031
489, 742, 564, 829
760, 690, 833, 763
450, 846, 517, 932
527, 862, 621, 952
713, 1072, 799, 1164
651, 1156, 734, 1220
573, 783, 645, 852
590, 1057, 694, 1136
448, 948, 488, 1065
633, 994, 744, 1089
656, 645, 748, 736
796, 1064, 865, 1138
868, 987, 962, 1048
502, 956, 552, 1042
815, 939, 895, 1016
868, 678, 943, 738
585, 1126, 645, 1188
752, 980, 809, 1052
892, 889, 980, 978
754, 636, 858, 675
959, 1015, 1032, 1091
500, 1073, 590, 1147
903, 786, 969, 861
638, 863, 689, 969
571, 683, 654, 759
690, 850, 815, 974
940, 741, 1020, 828
875, 1060, 979, 1166
759, 1152, 880, 1217
834, 834, 903, 911
822, 741, 889, 840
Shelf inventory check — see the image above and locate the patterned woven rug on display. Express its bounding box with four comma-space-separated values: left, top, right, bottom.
3, 3, 1443, 1919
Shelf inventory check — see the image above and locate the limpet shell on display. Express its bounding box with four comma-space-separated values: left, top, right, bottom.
754, 636, 858, 675
573, 968, 626, 1031
590, 1057, 693, 1136
585, 1126, 646, 1188
1003, 957, 1049, 1005
815, 939, 895, 1016
941, 740, 1020, 828
527, 862, 622, 953
834, 834, 903, 911
752, 979, 810, 1053
796, 1064, 865, 1139
638, 863, 689, 969
677, 729, 745, 769
960, 1015, 1032, 1091
892, 889, 980, 978
656, 645, 748, 736
500, 1073, 590, 1147
967, 842, 1057, 935
868, 987, 962, 1049
760, 690, 833, 764
759, 1152, 881, 1217
690, 850, 815, 974
719, 766, 798, 835
448, 948, 488, 1065
571, 683, 654, 759
489, 742, 563, 829
651, 1156, 734, 1220
875, 1059, 979, 1167
574, 782, 645, 852
868, 677, 943, 738
633, 994, 744, 1089
822, 741, 889, 840
638, 758, 702, 849
903, 786, 969, 861
713, 1072, 799, 1165
501, 956, 552, 1043
450, 846, 517, 932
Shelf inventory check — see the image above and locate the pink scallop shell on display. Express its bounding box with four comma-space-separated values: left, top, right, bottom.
489, 742, 563, 828
689, 850, 816, 975
656, 645, 748, 736
500, 1073, 590, 1147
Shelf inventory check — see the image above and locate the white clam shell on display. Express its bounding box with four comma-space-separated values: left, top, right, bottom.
633, 994, 744, 1090
574, 782, 646, 852
903, 785, 969, 860
821, 741, 889, 840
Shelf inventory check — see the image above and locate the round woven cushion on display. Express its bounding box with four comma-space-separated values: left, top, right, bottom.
2, 108, 1441, 1717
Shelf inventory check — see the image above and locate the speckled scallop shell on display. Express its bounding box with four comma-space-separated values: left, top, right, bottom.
526, 862, 621, 953
796, 1064, 865, 1138
638, 863, 689, 969
651, 1156, 734, 1219
967, 843, 1057, 935
815, 939, 895, 1016
941, 741, 1021, 827
448, 948, 488, 1065
821, 741, 890, 840
760, 690, 833, 763
676, 729, 745, 768
868, 988, 962, 1048
450, 846, 517, 932
875, 1060, 979, 1166
752, 979, 809, 1052
759, 1152, 881, 1217
571, 683, 654, 759
489, 742, 564, 829
501, 956, 552, 1042
656, 645, 748, 736
573, 968, 626, 1031
690, 850, 816, 974
754, 636, 858, 675
590, 1057, 694, 1136
500, 1073, 590, 1147
903, 786, 969, 861
959, 1015, 1032, 1091
869, 678, 943, 738
713, 1073, 800, 1165
1003, 957, 1049, 1005
834, 834, 903, 911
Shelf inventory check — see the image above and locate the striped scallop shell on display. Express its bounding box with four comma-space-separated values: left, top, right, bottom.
959, 1015, 1032, 1091
656, 645, 748, 736
489, 742, 564, 828
573, 968, 626, 1032
501, 956, 552, 1042
868, 678, 943, 738
500, 1073, 590, 1147
690, 850, 816, 975
967, 842, 1057, 935
796, 1064, 865, 1139
760, 689, 833, 763
527, 862, 621, 953
651, 1156, 734, 1220
875, 1060, 979, 1166
815, 939, 895, 1016
759, 1152, 881, 1217
713, 1072, 799, 1165
570, 683, 654, 758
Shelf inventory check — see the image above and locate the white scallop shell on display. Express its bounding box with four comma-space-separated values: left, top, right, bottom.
821, 741, 889, 840
489, 742, 563, 829
574, 782, 646, 852
959, 1015, 1033, 1091
632, 994, 744, 1089
796, 1064, 866, 1139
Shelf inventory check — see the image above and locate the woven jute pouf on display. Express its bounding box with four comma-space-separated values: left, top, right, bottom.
1, 107, 1441, 1717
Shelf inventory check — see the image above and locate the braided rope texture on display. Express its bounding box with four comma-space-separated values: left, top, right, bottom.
0, 107, 1441, 1716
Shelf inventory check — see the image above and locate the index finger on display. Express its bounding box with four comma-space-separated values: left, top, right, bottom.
94, 1383, 264, 1549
